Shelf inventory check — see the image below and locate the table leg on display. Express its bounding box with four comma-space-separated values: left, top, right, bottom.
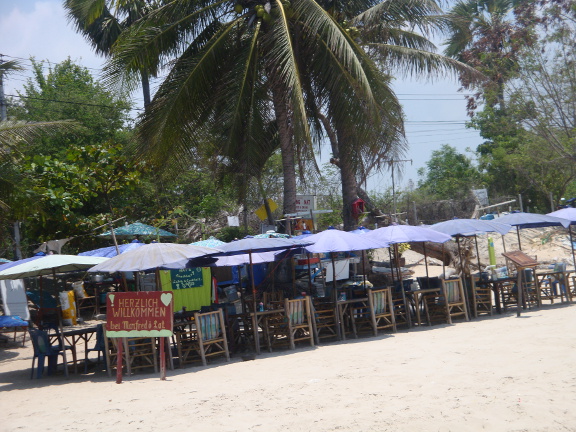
252, 314, 260, 355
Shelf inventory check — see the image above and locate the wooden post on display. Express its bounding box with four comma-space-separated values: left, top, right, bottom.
160, 337, 166, 380
116, 338, 123, 384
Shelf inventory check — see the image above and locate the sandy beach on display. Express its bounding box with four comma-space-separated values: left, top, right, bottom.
2, 300, 575, 432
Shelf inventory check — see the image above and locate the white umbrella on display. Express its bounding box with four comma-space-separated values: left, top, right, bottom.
87, 243, 222, 273
0, 255, 109, 280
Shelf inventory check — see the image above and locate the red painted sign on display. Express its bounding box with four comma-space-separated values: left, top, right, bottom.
106, 291, 173, 337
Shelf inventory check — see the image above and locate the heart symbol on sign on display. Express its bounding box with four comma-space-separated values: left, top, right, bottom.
160, 293, 172, 307
108, 293, 115, 306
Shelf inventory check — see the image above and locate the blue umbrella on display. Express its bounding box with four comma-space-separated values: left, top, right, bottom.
371, 224, 452, 244
190, 236, 226, 248
548, 208, 576, 270
0, 258, 11, 264
370, 224, 452, 284
496, 212, 570, 251
429, 218, 512, 236
100, 222, 176, 238
79, 240, 145, 258
350, 226, 371, 235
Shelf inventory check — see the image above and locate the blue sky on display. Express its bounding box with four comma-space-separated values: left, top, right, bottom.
0, 0, 484, 191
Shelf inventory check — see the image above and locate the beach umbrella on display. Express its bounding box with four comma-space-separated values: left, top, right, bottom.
547, 208, 576, 270
87, 243, 222, 273
429, 218, 513, 286
216, 237, 310, 308
253, 232, 290, 239
190, 236, 226, 248
99, 222, 176, 238
496, 212, 570, 251
78, 240, 145, 258
302, 228, 388, 339
0, 255, 109, 280
370, 224, 452, 286
0, 258, 11, 264
350, 226, 371, 235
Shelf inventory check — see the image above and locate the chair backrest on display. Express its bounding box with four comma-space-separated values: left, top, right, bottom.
1, 279, 30, 320
417, 277, 442, 290
29, 329, 54, 356
93, 324, 105, 350
285, 298, 307, 325
370, 289, 389, 314
196, 310, 223, 341
443, 279, 462, 303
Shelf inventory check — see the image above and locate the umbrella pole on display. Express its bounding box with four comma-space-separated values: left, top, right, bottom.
570, 225, 576, 272
306, 252, 313, 292
108, 219, 129, 291
423, 242, 430, 280
249, 251, 257, 314
388, 248, 396, 284
39, 275, 44, 309
394, 244, 411, 328
474, 236, 482, 272
456, 236, 464, 278
516, 226, 522, 251
331, 253, 342, 340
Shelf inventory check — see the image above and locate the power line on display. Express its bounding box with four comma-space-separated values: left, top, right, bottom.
6, 93, 141, 111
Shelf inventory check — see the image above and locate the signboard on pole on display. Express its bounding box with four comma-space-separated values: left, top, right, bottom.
106, 291, 174, 337
295, 195, 316, 213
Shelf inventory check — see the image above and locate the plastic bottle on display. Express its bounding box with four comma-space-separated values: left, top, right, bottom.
258, 302, 264, 312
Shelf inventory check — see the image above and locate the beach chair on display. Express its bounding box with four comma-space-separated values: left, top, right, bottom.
367, 287, 396, 334
539, 262, 570, 304
35, 307, 77, 374
470, 275, 493, 318
84, 324, 105, 373
284, 296, 314, 349
125, 336, 158, 374
428, 278, 469, 324
310, 300, 338, 343
390, 286, 411, 328
194, 309, 230, 366
29, 328, 68, 378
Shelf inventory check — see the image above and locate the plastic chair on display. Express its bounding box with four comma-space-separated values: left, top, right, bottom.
29, 328, 68, 378
84, 324, 106, 373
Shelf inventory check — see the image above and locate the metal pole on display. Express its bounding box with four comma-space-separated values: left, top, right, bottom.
516, 226, 522, 251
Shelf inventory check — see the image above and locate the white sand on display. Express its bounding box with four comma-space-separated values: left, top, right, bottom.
2, 302, 576, 432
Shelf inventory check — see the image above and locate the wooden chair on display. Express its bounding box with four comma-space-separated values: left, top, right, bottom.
125, 336, 158, 374
174, 321, 201, 367
470, 276, 493, 318
390, 288, 411, 328
428, 278, 469, 324
367, 288, 396, 334
539, 263, 571, 304
72, 281, 98, 319
194, 309, 230, 366
284, 297, 314, 349
310, 300, 338, 343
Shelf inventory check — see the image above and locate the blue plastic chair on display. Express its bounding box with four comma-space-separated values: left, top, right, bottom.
28, 328, 67, 379
84, 324, 106, 373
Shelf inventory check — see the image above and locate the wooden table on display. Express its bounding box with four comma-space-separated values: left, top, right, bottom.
61, 324, 99, 373
336, 297, 369, 339
250, 309, 285, 354
405, 288, 441, 326
536, 270, 573, 303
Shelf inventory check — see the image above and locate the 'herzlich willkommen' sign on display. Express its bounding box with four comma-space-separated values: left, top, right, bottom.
106, 291, 173, 337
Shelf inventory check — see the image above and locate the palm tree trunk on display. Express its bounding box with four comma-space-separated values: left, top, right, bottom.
270, 82, 297, 214
141, 70, 151, 107
336, 129, 359, 231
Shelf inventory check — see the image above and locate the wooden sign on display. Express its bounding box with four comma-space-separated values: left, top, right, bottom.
106, 291, 173, 337
502, 250, 538, 268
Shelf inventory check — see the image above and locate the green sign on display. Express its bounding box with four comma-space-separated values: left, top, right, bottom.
169, 268, 205, 290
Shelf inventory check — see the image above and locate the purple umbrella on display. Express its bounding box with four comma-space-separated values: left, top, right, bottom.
548, 208, 576, 270
350, 226, 371, 235
79, 240, 145, 258
370, 224, 452, 286
496, 212, 570, 251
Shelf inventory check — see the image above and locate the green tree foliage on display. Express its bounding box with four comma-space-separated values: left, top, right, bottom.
417, 144, 482, 199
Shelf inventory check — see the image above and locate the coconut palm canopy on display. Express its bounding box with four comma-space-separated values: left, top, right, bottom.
103, 0, 478, 219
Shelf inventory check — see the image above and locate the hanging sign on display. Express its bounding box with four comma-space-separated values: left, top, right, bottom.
106, 291, 174, 337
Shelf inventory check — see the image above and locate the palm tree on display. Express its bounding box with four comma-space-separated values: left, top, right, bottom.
104, 0, 479, 226
64, 0, 161, 106
443, 0, 532, 111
